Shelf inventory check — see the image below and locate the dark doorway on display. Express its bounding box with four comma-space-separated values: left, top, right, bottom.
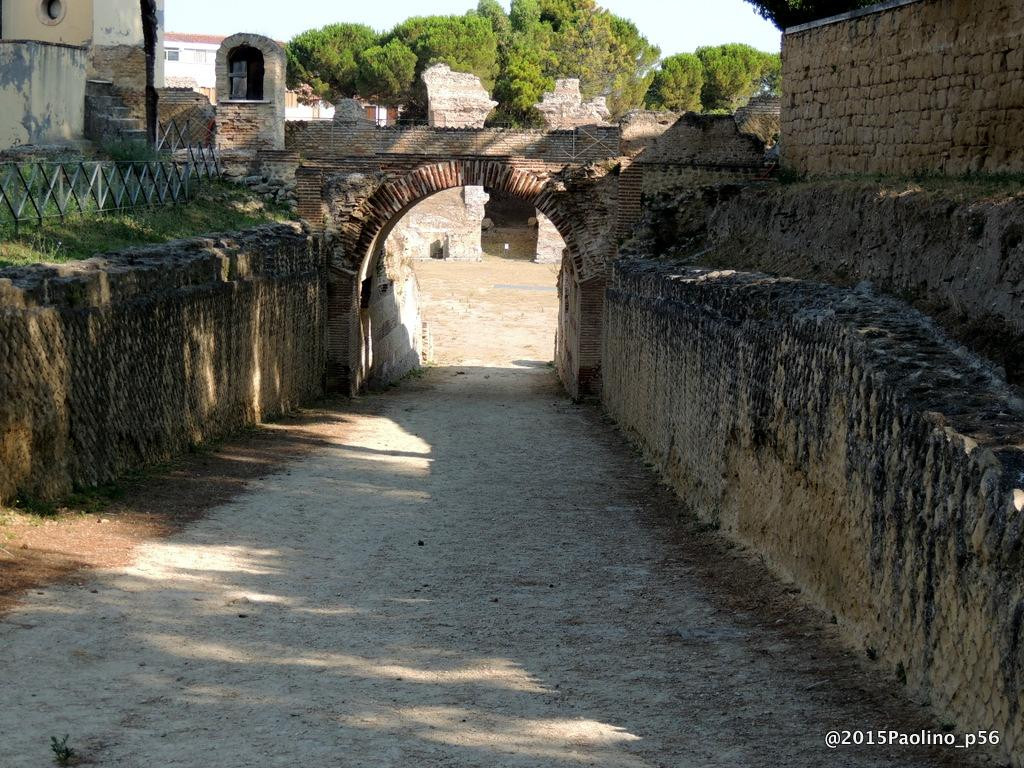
228, 46, 265, 101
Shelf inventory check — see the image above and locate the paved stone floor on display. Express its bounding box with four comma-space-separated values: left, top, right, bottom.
0, 258, 989, 767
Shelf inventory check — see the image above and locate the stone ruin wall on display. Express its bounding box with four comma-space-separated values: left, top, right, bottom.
422, 64, 498, 129
363, 249, 425, 388
536, 79, 612, 130
0, 225, 325, 504
533, 212, 565, 264
782, 0, 1024, 175
214, 34, 287, 153
602, 259, 1024, 765
683, 181, 1024, 388
385, 187, 489, 263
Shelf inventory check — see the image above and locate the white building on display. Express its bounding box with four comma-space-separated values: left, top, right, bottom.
164, 32, 335, 120
163, 32, 219, 91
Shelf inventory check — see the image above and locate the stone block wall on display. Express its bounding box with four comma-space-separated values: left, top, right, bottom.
158, 87, 216, 143
422, 64, 497, 129
782, 0, 1024, 175
699, 180, 1024, 387
88, 44, 147, 123
0, 225, 325, 503
215, 34, 286, 152
284, 122, 621, 164
363, 250, 424, 388
619, 110, 678, 155
536, 79, 612, 130
534, 212, 565, 264
637, 113, 767, 168
603, 258, 1024, 764
385, 187, 488, 263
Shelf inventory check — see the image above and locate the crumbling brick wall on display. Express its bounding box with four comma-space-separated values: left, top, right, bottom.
603, 259, 1024, 765
782, 0, 1024, 175
536, 79, 611, 130
0, 225, 325, 503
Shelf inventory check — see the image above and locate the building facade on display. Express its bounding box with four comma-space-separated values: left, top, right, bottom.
0, 0, 164, 150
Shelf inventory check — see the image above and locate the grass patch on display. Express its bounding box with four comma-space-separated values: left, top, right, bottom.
0, 181, 294, 268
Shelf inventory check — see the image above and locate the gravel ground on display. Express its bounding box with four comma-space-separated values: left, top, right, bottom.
0, 259, 993, 767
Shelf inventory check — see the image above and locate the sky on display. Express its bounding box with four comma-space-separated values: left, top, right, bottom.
164, 0, 782, 56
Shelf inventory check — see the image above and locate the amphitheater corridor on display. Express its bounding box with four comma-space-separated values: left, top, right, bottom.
0, 258, 977, 767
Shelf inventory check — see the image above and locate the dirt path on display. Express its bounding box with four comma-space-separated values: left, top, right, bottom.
0, 260, 988, 767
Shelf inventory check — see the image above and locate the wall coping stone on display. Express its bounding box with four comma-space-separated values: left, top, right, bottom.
0, 223, 311, 309
611, 258, 1024, 464
786, 0, 926, 34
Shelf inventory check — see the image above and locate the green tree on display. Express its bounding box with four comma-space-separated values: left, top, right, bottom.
491, 0, 555, 124
356, 39, 418, 104
695, 43, 779, 112
381, 13, 500, 120
742, 0, 876, 29
389, 14, 500, 89
286, 23, 379, 102
476, 0, 511, 41
645, 53, 704, 112
541, 0, 659, 117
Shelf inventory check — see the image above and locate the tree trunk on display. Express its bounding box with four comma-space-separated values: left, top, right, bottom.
140, 0, 159, 145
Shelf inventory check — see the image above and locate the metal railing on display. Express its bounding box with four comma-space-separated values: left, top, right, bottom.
1, 119, 220, 231
0, 157, 216, 231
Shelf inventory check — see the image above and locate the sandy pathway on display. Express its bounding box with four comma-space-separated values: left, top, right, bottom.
0, 260, 984, 767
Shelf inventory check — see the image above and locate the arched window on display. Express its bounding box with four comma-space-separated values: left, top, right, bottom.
228, 46, 265, 101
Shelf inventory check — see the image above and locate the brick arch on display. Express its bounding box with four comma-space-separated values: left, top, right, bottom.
336, 159, 585, 280
324, 158, 609, 397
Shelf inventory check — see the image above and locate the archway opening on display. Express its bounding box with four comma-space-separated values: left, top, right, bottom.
482, 194, 538, 261
227, 46, 265, 101
356, 184, 571, 389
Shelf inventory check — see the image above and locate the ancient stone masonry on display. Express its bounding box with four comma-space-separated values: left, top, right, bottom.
317, 158, 619, 397
157, 87, 216, 143
533, 212, 566, 264
536, 79, 612, 130
602, 259, 1024, 765
782, 0, 1024, 175
0, 225, 325, 504
733, 94, 780, 147
88, 44, 147, 122
696, 181, 1024, 387
215, 33, 287, 152
422, 64, 498, 128
363, 249, 424, 388
385, 187, 489, 262
285, 122, 621, 164
619, 110, 678, 155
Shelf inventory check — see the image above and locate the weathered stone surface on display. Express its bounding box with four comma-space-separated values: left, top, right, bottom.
782, 0, 1024, 175
619, 110, 678, 155
422, 64, 497, 129
318, 158, 620, 398
0, 224, 325, 503
696, 181, 1024, 388
385, 187, 488, 262
535, 79, 611, 130
533, 211, 565, 264
603, 258, 1024, 766
364, 249, 423, 388
734, 94, 780, 147
333, 98, 372, 124
215, 33, 287, 151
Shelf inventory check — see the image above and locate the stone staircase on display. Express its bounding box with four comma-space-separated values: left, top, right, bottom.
85, 80, 148, 146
